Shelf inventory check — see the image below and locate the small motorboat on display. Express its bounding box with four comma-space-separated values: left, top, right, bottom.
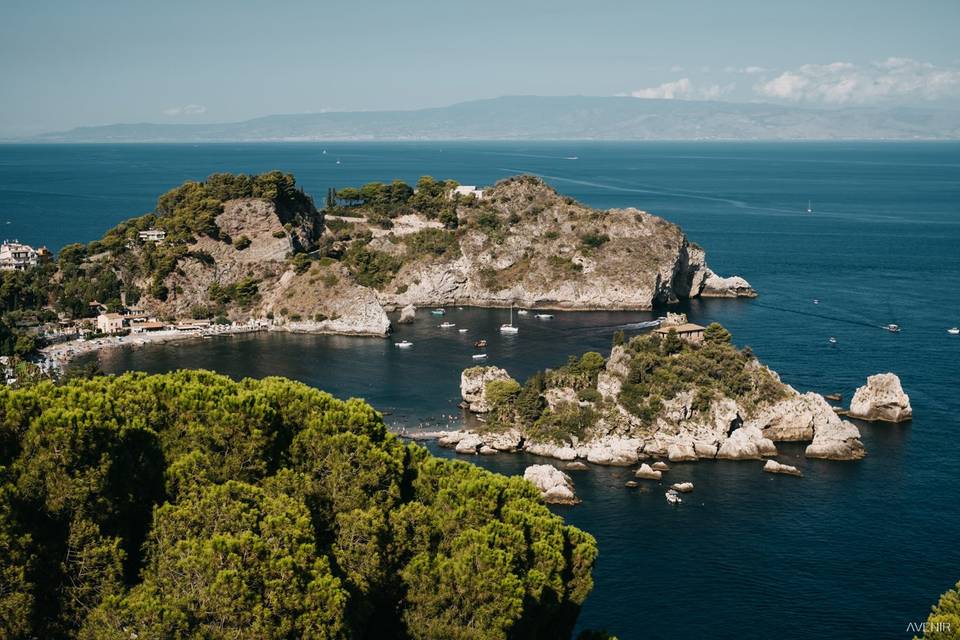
439, 322, 456, 328
458, 328, 469, 333
431, 308, 445, 316
395, 340, 413, 348
474, 339, 488, 348
665, 489, 682, 505
517, 309, 529, 315
813, 299, 819, 304
534, 313, 554, 320
885, 324, 901, 333
472, 353, 488, 360
829, 337, 837, 344
825, 393, 842, 402
949, 327, 960, 335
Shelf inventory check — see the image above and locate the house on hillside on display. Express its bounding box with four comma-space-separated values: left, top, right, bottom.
450, 185, 484, 200
653, 322, 706, 345
138, 229, 166, 243
96, 313, 125, 334
0, 241, 39, 271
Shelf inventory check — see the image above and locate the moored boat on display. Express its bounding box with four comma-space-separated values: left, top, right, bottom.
500, 305, 519, 334
474, 339, 487, 348
439, 322, 456, 328
458, 328, 469, 333
534, 313, 554, 319
430, 308, 445, 316
394, 340, 413, 348
665, 489, 682, 504
472, 353, 488, 360
949, 327, 960, 335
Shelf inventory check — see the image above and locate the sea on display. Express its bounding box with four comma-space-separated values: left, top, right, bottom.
2, 141, 959, 640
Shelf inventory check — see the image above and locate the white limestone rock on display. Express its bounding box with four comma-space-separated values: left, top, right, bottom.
634, 463, 662, 480
524, 464, 579, 505
670, 482, 694, 493
763, 460, 803, 476
745, 391, 835, 442
524, 441, 579, 461
582, 437, 642, 466
667, 442, 698, 462
805, 417, 866, 460
848, 373, 913, 423
460, 366, 514, 413
454, 434, 483, 454
716, 426, 778, 460
397, 304, 416, 324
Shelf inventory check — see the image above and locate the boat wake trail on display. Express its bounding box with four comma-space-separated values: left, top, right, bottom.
749, 302, 885, 329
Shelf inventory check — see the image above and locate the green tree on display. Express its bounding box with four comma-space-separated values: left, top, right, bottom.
704, 322, 732, 344
916, 580, 960, 639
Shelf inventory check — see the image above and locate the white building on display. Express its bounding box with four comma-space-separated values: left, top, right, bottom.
138, 229, 166, 243
96, 313, 125, 334
0, 241, 39, 271
451, 185, 484, 200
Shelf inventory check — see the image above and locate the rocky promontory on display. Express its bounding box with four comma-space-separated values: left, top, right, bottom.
51, 172, 753, 342
441, 323, 872, 467
848, 373, 913, 423
523, 464, 579, 505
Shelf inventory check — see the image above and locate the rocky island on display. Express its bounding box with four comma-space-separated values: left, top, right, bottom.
441, 316, 872, 467
14, 171, 754, 360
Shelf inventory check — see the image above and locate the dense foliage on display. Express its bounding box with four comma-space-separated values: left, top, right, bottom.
916, 580, 960, 640
0, 371, 596, 639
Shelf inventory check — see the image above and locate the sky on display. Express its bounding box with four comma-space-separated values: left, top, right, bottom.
1, 0, 959, 136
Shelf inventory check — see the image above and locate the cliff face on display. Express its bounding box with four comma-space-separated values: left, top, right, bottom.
132, 197, 390, 336
376, 176, 753, 310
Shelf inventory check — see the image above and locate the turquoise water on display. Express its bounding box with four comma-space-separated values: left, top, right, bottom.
3, 142, 960, 639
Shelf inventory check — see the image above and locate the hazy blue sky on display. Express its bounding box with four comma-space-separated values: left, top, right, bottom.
2, 0, 959, 135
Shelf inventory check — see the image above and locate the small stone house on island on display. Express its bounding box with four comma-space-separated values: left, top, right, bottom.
653, 322, 706, 345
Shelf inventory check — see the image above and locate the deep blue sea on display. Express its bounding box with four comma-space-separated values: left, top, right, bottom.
2, 142, 959, 640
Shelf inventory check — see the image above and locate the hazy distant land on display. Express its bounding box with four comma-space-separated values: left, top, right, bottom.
23, 96, 960, 143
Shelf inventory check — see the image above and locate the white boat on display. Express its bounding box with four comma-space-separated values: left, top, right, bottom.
813, 299, 819, 304
517, 309, 529, 315
885, 324, 900, 333
395, 340, 413, 348
534, 313, 554, 320
665, 489, 682, 504
500, 305, 519, 334
472, 353, 488, 360
458, 328, 469, 333
430, 308, 445, 316
439, 322, 456, 328
807, 200, 813, 214
829, 337, 837, 344
948, 327, 959, 335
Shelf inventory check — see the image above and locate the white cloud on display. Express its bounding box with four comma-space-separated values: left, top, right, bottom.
629, 78, 733, 101
754, 58, 960, 104
724, 65, 766, 75
163, 104, 208, 117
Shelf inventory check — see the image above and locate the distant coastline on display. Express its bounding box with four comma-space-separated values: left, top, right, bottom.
18, 96, 960, 143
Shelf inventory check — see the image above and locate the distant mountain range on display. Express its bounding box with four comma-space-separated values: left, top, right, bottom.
25, 96, 960, 142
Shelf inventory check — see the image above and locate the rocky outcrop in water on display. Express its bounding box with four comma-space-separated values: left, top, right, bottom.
460, 366, 515, 413
397, 304, 416, 324
634, 464, 662, 480
453, 324, 867, 467
763, 460, 803, 476
524, 464, 579, 505
848, 373, 912, 423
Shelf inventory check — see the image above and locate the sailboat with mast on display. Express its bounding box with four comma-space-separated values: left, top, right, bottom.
500, 304, 519, 334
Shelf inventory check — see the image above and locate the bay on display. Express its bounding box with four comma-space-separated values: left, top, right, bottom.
3, 141, 959, 639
